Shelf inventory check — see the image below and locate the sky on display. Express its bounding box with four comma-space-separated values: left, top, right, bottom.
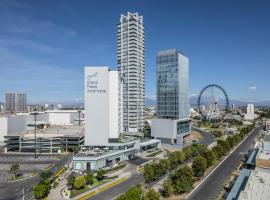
0, 0, 270, 103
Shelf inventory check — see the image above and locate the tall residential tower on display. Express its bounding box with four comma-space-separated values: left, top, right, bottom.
117, 12, 145, 133
16, 93, 27, 112
5, 93, 16, 112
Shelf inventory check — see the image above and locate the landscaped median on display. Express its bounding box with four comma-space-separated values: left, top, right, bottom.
77, 177, 127, 200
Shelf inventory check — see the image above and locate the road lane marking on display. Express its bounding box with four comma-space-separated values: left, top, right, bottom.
185, 129, 256, 199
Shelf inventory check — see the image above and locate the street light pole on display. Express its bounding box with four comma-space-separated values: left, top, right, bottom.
31, 108, 39, 159
34, 111, 37, 159
78, 110, 82, 126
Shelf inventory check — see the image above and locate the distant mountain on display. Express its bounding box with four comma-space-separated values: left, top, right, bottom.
145, 96, 270, 107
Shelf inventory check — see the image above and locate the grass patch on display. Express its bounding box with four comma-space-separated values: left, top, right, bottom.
70, 177, 117, 198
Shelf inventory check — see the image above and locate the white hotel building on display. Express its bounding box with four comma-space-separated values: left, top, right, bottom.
73, 66, 160, 171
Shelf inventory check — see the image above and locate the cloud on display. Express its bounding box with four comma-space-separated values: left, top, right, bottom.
75, 97, 83, 102
248, 86, 257, 91
189, 93, 199, 97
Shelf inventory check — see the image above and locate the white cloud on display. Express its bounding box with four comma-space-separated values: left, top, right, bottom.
75, 97, 83, 102
189, 93, 199, 97
248, 86, 257, 91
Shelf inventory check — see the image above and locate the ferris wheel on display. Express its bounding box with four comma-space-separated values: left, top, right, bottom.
198, 84, 229, 121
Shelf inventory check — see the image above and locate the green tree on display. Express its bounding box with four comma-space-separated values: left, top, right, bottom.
40, 170, 52, 180
84, 172, 94, 185
217, 140, 231, 153
183, 145, 200, 160
171, 165, 194, 194
168, 152, 178, 169
143, 121, 151, 138
96, 169, 106, 181
176, 151, 185, 163
163, 180, 174, 197
67, 175, 75, 189
227, 136, 236, 148
115, 185, 142, 200
192, 156, 207, 177
33, 184, 47, 199
201, 150, 216, 167
212, 145, 224, 158
74, 176, 85, 190
10, 163, 19, 178
144, 164, 155, 183
159, 159, 170, 175
144, 189, 160, 200
32, 182, 50, 199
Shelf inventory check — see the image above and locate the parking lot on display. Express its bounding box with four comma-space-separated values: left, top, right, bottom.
0, 153, 61, 183
0, 154, 60, 163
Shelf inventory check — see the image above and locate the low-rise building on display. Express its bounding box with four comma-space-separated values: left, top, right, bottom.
151, 118, 191, 146
4, 126, 84, 153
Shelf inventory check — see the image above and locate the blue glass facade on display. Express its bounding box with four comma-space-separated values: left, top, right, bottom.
156, 49, 189, 119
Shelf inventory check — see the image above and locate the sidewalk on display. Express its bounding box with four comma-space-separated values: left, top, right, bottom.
48, 171, 70, 200
72, 171, 131, 200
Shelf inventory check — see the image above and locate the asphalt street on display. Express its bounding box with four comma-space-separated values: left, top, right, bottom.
87, 173, 145, 200
186, 127, 260, 200
0, 153, 73, 200
192, 127, 215, 146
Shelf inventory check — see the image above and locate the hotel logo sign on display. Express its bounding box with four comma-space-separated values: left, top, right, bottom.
86, 72, 106, 94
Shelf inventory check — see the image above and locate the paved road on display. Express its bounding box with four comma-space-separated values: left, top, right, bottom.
87, 159, 149, 200
0, 153, 73, 200
186, 128, 260, 200
192, 127, 215, 146
87, 173, 144, 200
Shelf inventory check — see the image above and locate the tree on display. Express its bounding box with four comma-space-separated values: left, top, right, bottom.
217, 140, 231, 153
115, 185, 142, 200
201, 150, 216, 167
159, 159, 170, 174
32, 181, 50, 199
170, 165, 194, 194
10, 163, 19, 178
33, 184, 47, 199
143, 121, 151, 138
212, 130, 223, 137
40, 170, 52, 180
96, 169, 106, 181
192, 156, 207, 177
163, 180, 174, 197
67, 175, 75, 189
212, 145, 224, 159
144, 164, 155, 183
144, 189, 160, 200
183, 145, 200, 160
84, 172, 94, 185
168, 152, 178, 169
74, 176, 85, 190
175, 151, 185, 163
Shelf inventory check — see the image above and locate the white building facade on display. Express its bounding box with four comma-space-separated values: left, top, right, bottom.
117, 12, 145, 133
244, 104, 257, 121
84, 67, 119, 146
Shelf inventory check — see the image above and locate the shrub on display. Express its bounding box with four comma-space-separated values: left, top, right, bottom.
74, 176, 85, 190
96, 169, 106, 181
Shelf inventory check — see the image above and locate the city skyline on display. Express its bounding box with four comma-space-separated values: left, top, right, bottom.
0, 0, 270, 103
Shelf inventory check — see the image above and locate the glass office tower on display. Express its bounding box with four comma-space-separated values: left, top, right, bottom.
117, 12, 145, 133
156, 49, 189, 119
